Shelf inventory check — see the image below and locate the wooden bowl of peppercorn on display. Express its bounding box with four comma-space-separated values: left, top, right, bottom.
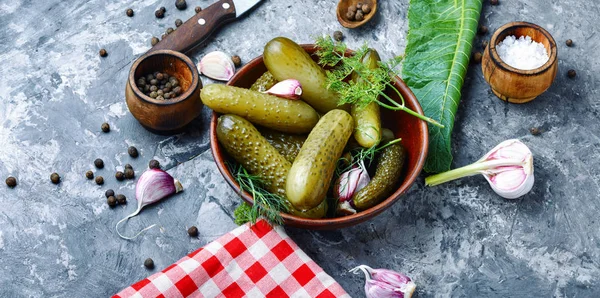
337, 0, 377, 29
482, 21, 558, 103
126, 50, 202, 133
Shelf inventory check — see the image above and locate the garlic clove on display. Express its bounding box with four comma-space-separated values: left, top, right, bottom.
337, 200, 357, 216
198, 51, 235, 81
262, 79, 303, 99
350, 265, 416, 298
335, 166, 370, 202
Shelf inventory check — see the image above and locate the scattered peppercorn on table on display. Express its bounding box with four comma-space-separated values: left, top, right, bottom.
0, 0, 598, 297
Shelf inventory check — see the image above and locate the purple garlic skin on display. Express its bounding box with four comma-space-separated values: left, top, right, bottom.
335, 166, 370, 202
136, 169, 183, 205
351, 265, 416, 298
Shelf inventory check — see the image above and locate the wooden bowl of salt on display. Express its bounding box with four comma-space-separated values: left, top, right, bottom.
482, 21, 558, 103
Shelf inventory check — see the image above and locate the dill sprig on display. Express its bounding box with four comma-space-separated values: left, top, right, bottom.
229, 163, 288, 225
335, 138, 403, 178
315, 36, 444, 128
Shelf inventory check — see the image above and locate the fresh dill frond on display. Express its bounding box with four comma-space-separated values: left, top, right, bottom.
227, 162, 288, 225
314, 36, 444, 128
334, 138, 402, 178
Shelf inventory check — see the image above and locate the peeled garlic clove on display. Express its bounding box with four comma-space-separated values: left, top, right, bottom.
262, 79, 303, 99
198, 51, 235, 81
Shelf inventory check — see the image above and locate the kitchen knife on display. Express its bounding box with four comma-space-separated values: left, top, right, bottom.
149, 0, 263, 54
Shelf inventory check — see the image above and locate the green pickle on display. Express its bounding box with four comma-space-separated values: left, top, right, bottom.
286, 110, 354, 210
216, 114, 291, 196
263, 37, 349, 113
250, 71, 278, 92
351, 49, 382, 148
258, 127, 306, 163
352, 142, 406, 210
201, 84, 319, 134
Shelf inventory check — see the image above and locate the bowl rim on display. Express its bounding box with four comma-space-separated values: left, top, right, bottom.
128, 49, 199, 106
210, 44, 429, 229
488, 21, 557, 76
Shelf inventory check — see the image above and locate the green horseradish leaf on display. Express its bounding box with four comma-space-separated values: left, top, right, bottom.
402, 0, 482, 173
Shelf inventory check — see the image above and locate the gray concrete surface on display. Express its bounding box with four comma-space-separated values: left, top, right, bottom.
1, 0, 599, 297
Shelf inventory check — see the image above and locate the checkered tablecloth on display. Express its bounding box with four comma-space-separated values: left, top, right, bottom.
113, 219, 350, 298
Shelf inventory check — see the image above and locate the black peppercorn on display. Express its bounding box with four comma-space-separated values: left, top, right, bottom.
51, 173, 61, 184
175, 0, 187, 10
115, 171, 125, 181
126, 8, 134, 17
99, 49, 107, 57
128, 146, 139, 158
175, 19, 183, 27
231, 55, 242, 67
151, 37, 159, 46
529, 127, 541, 136
105, 189, 115, 198
124, 168, 135, 179
490, 0, 499, 5
361, 4, 371, 14
355, 10, 364, 21
155, 9, 165, 18
187, 226, 199, 237
160, 6, 166, 12
116, 194, 127, 204
333, 31, 344, 42
94, 158, 104, 169
566, 39, 573, 47
101, 122, 110, 133
567, 69, 576, 78
149, 159, 160, 169
107, 196, 117, 207
144, 258, 155, 269
473, 52, 482, 64
86, 171, 94, 179
478, 25, 488, 35
346, 10, 355, 21
6, 176, 17, 188
95, 176, 104, 185
125, 164, 133, 170
166, 27, 174, 34
195, 6, 202, 13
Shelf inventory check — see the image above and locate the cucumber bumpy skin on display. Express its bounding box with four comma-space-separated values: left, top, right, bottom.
263, 37, 349, 114
258, 127, 306, 163
217, 114, 326, 219
202, 84, 319, 134
353, 142, 406, 211
250, 71, 278, 92
286, 109, 354, 210
216, 114, 292, 196
351, 49, 382, 148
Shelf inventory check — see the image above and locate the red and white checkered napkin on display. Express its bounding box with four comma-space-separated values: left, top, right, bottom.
113, 219, 350, 298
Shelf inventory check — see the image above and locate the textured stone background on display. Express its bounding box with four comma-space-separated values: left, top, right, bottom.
1, 0, 599, 297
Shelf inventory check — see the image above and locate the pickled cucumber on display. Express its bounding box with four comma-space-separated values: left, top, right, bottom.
258, 127, 306, 163
286, 110, 354, 210
351, 49, 382, 148
201, 84, 319, 134
216, 114, 291, 196
263, 37, 349, 113
285, 199, 328, 219
352, 142, 406, 210
250, 71, 278, 92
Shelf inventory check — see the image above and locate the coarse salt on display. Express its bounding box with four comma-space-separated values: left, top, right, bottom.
496, 35, 549, 70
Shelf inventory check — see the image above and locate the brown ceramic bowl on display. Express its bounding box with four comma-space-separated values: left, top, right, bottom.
210, 45, 428, 229
482, 21, 558, 104
125, 50, 203, 133
336, 0, 377, 29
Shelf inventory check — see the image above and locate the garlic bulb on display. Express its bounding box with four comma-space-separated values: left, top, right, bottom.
198, 51, 235, 81
425, 139, 534, 199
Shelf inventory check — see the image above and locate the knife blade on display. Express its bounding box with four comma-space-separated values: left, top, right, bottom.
148, 0, 263, 54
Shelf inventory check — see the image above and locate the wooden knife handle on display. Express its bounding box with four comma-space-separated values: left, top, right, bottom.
148, 0, 237, 54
